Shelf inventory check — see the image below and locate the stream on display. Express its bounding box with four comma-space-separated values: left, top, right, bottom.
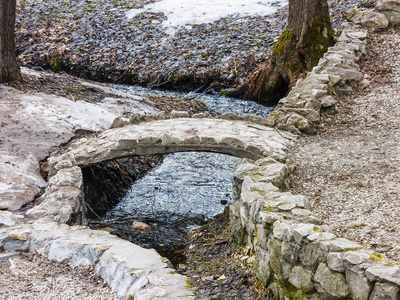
93, 87, 273, 267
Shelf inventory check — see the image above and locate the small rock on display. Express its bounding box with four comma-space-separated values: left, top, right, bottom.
321, 96, 336, 108
131, 221, 151, 231
170, 110, 189, 118
110, 116, 128, 128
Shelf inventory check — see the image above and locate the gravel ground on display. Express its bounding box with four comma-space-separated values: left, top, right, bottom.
289, 28, 400, 262
15, 0, 359, 92
0, 252, 117, 299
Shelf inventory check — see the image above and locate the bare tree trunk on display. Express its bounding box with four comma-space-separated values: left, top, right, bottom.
0, 0, 21, 83
236, 0, 333, 104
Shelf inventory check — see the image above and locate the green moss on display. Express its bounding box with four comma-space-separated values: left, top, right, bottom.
262, 206, 278, 213
272, 29, 296, 59
221, 90, 230, 97
368, 253, 385, 263
280, 282, 308, 300
302, 13, 335, 68
313, 227, 323, 233
184, 278, 192, 289
64, 87, 92, 93
48, 55, 64, 72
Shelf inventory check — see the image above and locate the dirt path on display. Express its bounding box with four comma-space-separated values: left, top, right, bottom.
0, 252, 116, 299
289, 28, 400, 262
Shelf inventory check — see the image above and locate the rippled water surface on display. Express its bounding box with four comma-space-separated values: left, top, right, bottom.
110, 84, 274, 117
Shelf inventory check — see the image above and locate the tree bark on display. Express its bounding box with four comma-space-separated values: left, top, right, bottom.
260, 0, 334, 103
236, 0, 334, 104
0, 0, 21, 83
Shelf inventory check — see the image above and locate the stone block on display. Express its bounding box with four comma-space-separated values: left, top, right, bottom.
361, 11, 390, 28
278, 194, 309, 209
292, 223, 315, 244
300, 242, 328, 269
377, 0, 400, 12
154, 111, 167, 120
110, 116, 128, 128
0, 211, 24, 227
346, 31, 368, 40
314, 263, 350, 299
255, 224, 269, 250
269, 238, 283, 278
170, 110, 189, 118
273, 221, 292, 241
389, 11, 400, 26
323, 67, 363, 81
289, 266, 314, 292
321, 95, 336, 108
307, 231, 336, 242
306, 110, 321, 123
244, 114, 273, 126
291, 208, 312, 216
48, 166, 83, 191
327, 252, 345, 272
321, 238, 361, 252
217, 112, 243, 120
365, 265, 400, 286
255, 248, 272, 284
305, 100, 322, 111
342, 251, 370, 266
345, 267, 372, 300
281, 240, 300, 264
369, 282, 399, 300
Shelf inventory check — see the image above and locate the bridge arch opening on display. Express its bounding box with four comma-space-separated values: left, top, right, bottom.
83, 151, 242, 267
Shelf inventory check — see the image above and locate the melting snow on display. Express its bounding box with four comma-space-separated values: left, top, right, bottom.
126, 0, 288, 35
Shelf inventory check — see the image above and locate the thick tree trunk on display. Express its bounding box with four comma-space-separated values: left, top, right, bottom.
0, 0, 21, 83
236, 0, 333, 104
260, 0, 334, 103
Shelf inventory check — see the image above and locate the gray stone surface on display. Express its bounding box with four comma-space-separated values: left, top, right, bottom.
365, 265, 400, 286
292, 224, 316, 244
377, 0, 400, 12
0, 211, 24, 227
289, 266, 314, 292
273, 221, 292, 241
314, 263, 350, 299
342, 251, 370, 266
327, 252, 345, 273
369, 282, 399, 300
321, 238, 362, 252
345, 267, 372, 300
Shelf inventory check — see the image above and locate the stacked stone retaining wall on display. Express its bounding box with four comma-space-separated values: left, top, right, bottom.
228, 19, 400, 300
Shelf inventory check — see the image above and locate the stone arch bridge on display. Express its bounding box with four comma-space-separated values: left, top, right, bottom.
27, 117, 292, 224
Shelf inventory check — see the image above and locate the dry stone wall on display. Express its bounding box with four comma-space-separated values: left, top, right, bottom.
347, 0, 400, 29
0, 219, 194, 299
267, 22, 368, 134
229, 21, 400, 300
230, 156, 400, 299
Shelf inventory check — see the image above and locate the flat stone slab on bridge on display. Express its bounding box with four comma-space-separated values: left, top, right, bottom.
50, 118, 293, 170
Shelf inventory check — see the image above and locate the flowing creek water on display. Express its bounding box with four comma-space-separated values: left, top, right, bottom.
89, 87, 273, 267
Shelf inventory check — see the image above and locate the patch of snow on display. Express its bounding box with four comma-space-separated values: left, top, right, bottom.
126, 0, 288, 35
19, 95, 118, 132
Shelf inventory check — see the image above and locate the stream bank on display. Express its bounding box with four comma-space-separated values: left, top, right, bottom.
15, 0, 360, 95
